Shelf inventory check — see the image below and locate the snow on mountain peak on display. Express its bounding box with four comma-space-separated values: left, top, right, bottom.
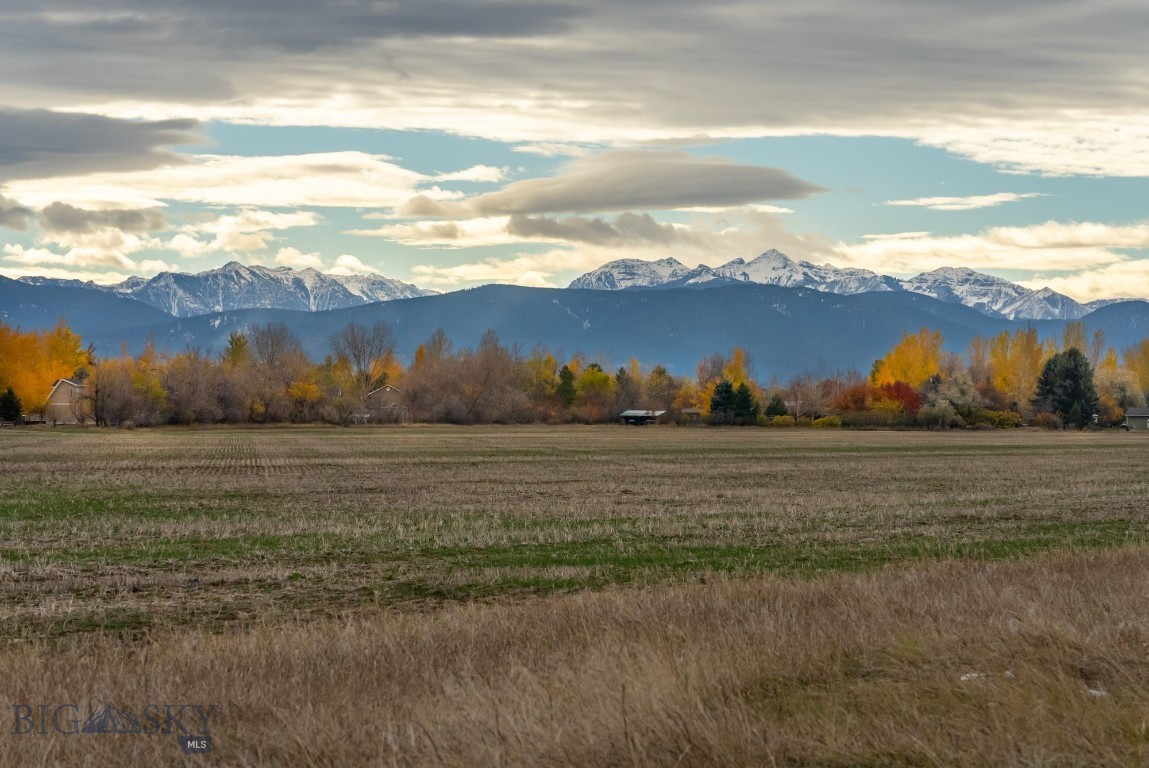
568, 252, 1097, 319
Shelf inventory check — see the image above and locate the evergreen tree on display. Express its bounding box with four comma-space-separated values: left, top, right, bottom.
764, 392, 788, 417
556, 365, 576, 407
733, 383, 760, 424
0, 387, 21, 422
1034, 347, 1098, 426
709, 379, 736, 425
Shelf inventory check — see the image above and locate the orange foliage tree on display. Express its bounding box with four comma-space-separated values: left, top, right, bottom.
872, 328, 942, 389
0, 321, 89, 415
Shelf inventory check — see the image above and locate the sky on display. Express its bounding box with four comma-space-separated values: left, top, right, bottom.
2, 1, 1149, 301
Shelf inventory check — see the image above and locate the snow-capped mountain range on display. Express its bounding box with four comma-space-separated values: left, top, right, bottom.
569, 250, 1129, 321
19, 261, 434, 318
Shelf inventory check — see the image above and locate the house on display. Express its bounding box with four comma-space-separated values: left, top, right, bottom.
41, 379, 88, 425
619, 409, 667, 426
1122, 407, 1149, 430
364, 384, 406, 423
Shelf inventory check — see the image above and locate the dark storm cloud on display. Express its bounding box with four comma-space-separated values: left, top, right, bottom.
4, 2, 1149, 176
403, 152, 824, 217
0, 194, 32, 230
7, 1, 581, 55
0, 109, 199, 180
37, 202, 166, 234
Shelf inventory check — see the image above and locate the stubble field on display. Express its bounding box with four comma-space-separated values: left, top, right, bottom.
1, 426, 1147, 765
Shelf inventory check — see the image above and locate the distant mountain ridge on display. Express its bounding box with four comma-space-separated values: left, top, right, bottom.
7, 275, 1149, 377
18, 261, 434, 317
569, 251, 1115, 321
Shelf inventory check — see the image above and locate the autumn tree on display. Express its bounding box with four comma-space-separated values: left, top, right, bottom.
330, 321, 397, 400
696, 347, 757, 417
919, 369, 982, 428
1095, 366, 1145, 425
613, 359, 643, 412
574, 362, 614, 421
988, 328, 1047, 415
163, 348, 224, 424
404, 328, 461, 422
248, 323, 312, 421
524, 347, 560, 419
458, 330, 531, 423
0, 320, 89, 415
872, 328, 942, 388
645, 364, 679, 413
1124, 339, 1149, 398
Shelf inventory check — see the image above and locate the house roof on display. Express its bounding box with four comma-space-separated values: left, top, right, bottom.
619, 410, 667, 417
367, 385, 401, 396
46, 378, 84, 397
1125, 408, 1149, 417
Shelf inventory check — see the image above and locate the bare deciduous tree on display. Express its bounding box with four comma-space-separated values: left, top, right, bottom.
330, 322, 396, 396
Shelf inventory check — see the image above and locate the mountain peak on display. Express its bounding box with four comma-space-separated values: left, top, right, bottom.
568, 252, 1098, 320
19, 262, 435, 317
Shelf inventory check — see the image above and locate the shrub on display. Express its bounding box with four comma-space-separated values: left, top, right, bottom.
769, 415, 796, 427
1030, 412, 1062, 430
812, 416, 842, 428
974, 409, 1023, 429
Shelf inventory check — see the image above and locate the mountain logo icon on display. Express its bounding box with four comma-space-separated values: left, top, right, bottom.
81, 704, 143, 734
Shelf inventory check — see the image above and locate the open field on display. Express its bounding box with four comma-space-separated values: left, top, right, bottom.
1, 426, 1148, 765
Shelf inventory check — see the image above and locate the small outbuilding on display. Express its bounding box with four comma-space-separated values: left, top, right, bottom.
1122, 407, 1149, 430
619, 409, 667, 426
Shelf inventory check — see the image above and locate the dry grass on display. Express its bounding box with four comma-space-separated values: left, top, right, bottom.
1, 426, 1146, 639
1, 426, 1148, 764
0, 548, 1147, 766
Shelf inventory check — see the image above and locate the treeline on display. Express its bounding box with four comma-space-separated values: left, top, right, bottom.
1, 319, 1147, 428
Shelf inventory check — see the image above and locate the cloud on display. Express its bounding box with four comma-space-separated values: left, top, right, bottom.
356, 213, 699, 248
172, 209, 322, 255
330, 255, 383, 276
0, 193, 32, 230
0, 265, 134, 285
11, 3, 1149, 176
407, 209, 833, 287
885, 192, 1046, 212
399, 151, 824, 218
3, 242, 137, 271
432, 165, 506, 183
918, 116, 1149, 177
410, 251, 594, 288
834, 220, 1149, 276
0, 108, 198, 179
5, 152, 428, 210
512, 143, 593, 158
1022, 260, 1149, 302
273, 247, 324, 270
37, 202, 165, 233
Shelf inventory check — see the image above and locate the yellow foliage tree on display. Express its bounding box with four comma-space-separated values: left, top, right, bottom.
1124, 339, 1149, 396
987, 328, 1047, 412
872, 328, 942, 388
